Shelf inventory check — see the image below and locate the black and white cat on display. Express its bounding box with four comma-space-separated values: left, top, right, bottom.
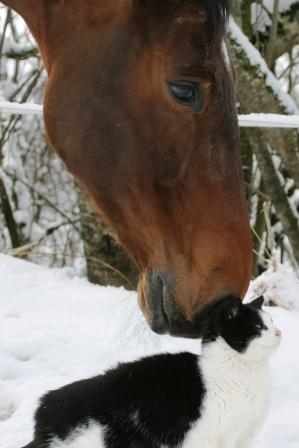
22, 296, 281, 448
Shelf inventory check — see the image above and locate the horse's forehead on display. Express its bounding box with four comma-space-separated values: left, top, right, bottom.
61, 0, 210, 35
47, 0, 222, 59
174, 13, 207, 26
42, 0, 227, 88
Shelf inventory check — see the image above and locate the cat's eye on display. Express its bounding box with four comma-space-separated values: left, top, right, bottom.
167, 81, 204, 113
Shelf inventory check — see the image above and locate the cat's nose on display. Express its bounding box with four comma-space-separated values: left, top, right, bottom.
275, 328, 282, 337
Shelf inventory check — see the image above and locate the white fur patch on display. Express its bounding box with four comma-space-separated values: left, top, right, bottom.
182, 313, 280, 448
246, 310, 281, 362
49, 421, 105, 448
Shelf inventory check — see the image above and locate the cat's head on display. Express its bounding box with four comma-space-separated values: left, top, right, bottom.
202, 296, 281, 361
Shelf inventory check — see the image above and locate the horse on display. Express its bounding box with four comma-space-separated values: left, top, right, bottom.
2, 0, 252, 338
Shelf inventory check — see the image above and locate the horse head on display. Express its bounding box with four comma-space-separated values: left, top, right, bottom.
3, 0, 252, 337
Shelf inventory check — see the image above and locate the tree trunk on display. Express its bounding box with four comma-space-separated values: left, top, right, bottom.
229, 27, 299, 266
240, 127, 253, 188
252, 179, 267, 275
241, 0, 253, 38
230, 38, 299, 190
76, 183, 138, 290
0, 176, 21, 248
266, 0, 280, 69
246, 128, 299, 264
230, 0, 243, 28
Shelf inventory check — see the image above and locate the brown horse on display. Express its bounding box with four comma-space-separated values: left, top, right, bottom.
3, 0, 252, 337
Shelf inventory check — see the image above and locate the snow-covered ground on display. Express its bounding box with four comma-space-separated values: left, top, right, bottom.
0, 254, 298, 448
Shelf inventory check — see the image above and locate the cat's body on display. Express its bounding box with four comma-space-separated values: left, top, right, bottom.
187, 338, 271, 448
22, 297, 281, 448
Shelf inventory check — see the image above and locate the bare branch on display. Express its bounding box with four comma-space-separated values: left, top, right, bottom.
0, 176, 21, 248
3, 170, 81, 232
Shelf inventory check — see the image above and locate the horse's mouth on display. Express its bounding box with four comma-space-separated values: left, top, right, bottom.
149, 305, 204, 338
145, 269, 203, 338
150, 305, 169, 335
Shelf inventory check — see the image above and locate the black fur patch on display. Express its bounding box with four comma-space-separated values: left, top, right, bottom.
202, 297, 266, 352
32, 353, 205, 447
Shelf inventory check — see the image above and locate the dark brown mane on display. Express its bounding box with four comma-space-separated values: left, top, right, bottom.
202, 0, 230, 34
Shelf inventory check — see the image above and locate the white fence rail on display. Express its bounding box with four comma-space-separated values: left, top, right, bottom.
0, 101, 42, 115
238, 114, 299, 129
1, 101, 299, 128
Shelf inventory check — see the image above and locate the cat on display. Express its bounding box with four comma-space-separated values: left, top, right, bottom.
22, 296, 281, 448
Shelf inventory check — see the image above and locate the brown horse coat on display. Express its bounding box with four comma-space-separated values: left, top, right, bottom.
2, 0, 252, 337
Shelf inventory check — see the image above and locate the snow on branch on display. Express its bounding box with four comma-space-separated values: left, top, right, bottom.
229, 17, 299, 116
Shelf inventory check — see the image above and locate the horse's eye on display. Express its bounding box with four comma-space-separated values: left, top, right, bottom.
167, 81, 204, 112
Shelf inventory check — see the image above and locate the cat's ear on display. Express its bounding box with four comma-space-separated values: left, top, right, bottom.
249, 296, 264, 310
226, 300, 243, 320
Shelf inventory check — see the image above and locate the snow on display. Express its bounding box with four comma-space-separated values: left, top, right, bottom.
0, 255, 299, 447
249, 262, 299, 310
229, 18, 299, 116
263, 0, 299, 13
251, 1, 299, 33
251, 3, 272, 33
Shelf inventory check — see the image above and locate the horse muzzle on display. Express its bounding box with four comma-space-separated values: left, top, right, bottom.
139, 268, 209, 338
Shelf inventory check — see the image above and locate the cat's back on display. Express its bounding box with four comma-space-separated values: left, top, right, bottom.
33, 352, 205, 448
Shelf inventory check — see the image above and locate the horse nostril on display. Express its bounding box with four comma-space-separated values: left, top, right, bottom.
147, 269, 169, 335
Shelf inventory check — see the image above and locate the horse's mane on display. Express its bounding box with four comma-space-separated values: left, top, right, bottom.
202, 0, 229, 37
